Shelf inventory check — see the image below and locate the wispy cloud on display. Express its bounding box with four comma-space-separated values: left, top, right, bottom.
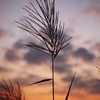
5, 49, 20, 62
82, 5, 100, 15
62, 72, 100, 95
0, 29, 7, 37
55, 64, 72, 74
73, 48, 95, 62
74, 78, 100, 94
13, 74, 41, 85
24, 49, 49, 65
92, 43, 100, 51
0, 66, 13, 73
13, 40, 27, 49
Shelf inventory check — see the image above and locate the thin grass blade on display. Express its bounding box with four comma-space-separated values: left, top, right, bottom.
65, 70, 77, 100
26, 79, 52, 86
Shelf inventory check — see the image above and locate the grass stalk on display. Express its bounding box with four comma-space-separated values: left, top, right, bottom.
16, 0, 72, 100
52, 54, 55, 100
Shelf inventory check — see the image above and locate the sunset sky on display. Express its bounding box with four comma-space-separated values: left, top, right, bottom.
0, 0, 100, 100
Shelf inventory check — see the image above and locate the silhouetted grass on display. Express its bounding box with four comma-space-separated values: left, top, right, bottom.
15, 0, 76, 100
0, 79, 25, 100
65, 69, 77, 100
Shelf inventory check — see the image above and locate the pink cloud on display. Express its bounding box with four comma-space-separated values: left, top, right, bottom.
92, 43, 100, 52
0, 29, 7, 37
82, 5, 100, 15
0, 67, 14, 73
